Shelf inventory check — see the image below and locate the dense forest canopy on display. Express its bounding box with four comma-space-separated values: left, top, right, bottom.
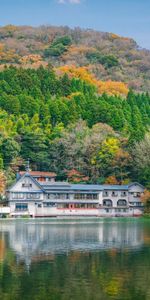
0, 65, 149, 189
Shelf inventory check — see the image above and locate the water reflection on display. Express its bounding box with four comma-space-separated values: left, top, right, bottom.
0, 219, 150, 300
0, 219, 146, 264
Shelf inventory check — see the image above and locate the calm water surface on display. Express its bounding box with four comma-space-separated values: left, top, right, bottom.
0, 218, 150, 300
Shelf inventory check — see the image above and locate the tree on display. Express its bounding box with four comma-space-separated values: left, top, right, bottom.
1, 138, 20, 166
111, 148, 131, 183
66, 169, 89, 183
132, 133, 150, 187
105, 176, 119, 185
0, 171, 6, 194
141, 190, 150, 214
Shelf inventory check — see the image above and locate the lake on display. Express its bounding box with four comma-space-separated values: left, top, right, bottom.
0, 218, 150, 300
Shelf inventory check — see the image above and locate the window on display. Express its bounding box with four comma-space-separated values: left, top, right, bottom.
22, 183, 32, 188
74, 203, 98, 209
131, 192, 141, 197
13, 193, 24, 199
129, 202, 142, 207
57, 203, 69, 209
103, 199, 112, 207
47, 194, 70, 200
103, 191, 109, 197
135, 202, 142, 207
116, 208, 121, 212
43, 203, 57, 208
15, 204, 28, 211
26, 193, 40, 199
121, 191, 127, 196
117, 199, 127, 207
112, 191, 118, 197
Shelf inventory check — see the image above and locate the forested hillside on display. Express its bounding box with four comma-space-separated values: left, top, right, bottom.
0, 66, 150, 190
0, 25, 150, 92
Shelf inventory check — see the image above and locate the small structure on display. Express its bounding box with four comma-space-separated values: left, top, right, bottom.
18, 171, 56, 183
7, 171, 144, 218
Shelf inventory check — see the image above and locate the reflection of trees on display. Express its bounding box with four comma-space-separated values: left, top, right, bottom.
0, 221, 150, 299
1, 249, 150, 300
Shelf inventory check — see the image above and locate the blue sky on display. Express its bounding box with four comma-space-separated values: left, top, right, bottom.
0, 0, 150, 49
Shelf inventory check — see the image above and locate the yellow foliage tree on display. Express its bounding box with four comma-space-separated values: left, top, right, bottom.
19, 54, 42, 64
105, 176, 119, 185
56, 65, 129, 97
0, 172, 6, 194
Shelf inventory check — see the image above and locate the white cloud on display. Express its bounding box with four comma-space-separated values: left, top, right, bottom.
58, 0, 81, 4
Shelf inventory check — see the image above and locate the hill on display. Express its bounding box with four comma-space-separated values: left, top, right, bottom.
0, 25, 150, 93
0, 25, 150, 191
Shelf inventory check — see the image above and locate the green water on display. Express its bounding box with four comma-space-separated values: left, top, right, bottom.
0, 218, 150, 300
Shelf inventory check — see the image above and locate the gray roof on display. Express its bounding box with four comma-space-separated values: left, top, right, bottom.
8, 172, 144, 193
40, 182, 129, 192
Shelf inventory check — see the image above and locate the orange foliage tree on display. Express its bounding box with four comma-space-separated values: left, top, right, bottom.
0, 171, 6, 195
66, 169, 89, 183
56, 65, 129, 97
141, 190, 150, 213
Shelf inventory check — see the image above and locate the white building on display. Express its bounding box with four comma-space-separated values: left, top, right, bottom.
7, 171, 144, 218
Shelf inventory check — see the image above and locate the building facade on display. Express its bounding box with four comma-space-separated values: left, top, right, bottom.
7, 172, 144, 217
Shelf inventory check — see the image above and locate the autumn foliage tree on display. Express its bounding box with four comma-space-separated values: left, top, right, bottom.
0, 171, 6, 195
66, 169, 89, 183
141, 190, 150, 214
56, 65, 129, 97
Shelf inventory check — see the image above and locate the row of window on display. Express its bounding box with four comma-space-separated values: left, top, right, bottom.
103, 199, 127, 207
15, 202, 142, 211
47, 193, 70, 200
13, 192, 99, 200
129, 202, 143, 207
15, 204, 28, 211
12, 192, 142, 200
105, 208, 128, 213
74, 194, 98, 200
39, 203, 98, 209
46, 193, 99, 200
12, 193, 40, 199
43, 203, 56, 208
130, 192, 141, 198
46, 193, 128, 199
103, 191, 127, 197
17, 203, 98, 209
57, 203, 98, 209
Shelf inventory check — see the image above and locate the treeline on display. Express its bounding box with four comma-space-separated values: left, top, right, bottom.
0, 66, 150, 187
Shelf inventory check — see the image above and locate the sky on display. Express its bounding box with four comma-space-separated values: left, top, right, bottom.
0, 0, 150, 49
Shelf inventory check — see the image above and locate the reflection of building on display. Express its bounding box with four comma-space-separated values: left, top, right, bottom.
0, 220, 144, 266
7, 172, 144, 217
